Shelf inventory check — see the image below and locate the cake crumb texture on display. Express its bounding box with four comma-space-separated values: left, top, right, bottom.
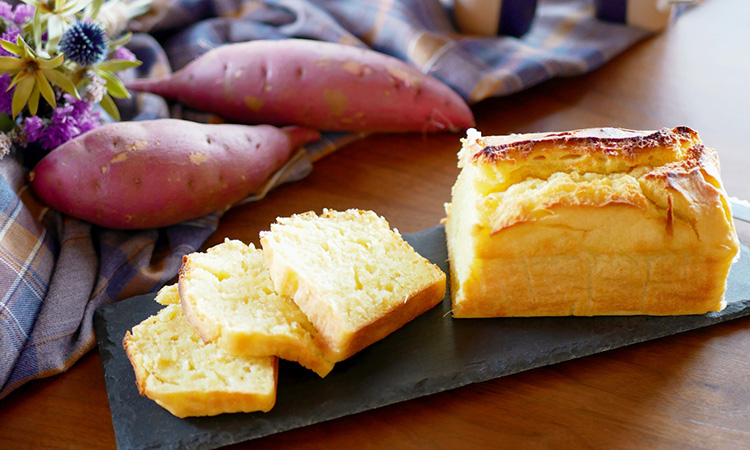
123, 303, 278, 418
178, 239, 334, 377
260, 209, 446, 361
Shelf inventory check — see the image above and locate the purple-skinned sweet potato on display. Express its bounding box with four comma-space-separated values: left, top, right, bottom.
29, 119, 320, 229
125, 39, 475, 133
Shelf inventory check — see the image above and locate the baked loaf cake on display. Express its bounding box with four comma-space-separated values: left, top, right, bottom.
178, 239, 334, 377
445, 127, 739, 317
260, 209, 446, 362
123, 296, 278, 418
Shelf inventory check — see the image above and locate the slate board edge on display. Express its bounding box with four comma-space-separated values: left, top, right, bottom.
93, 225, 750, 450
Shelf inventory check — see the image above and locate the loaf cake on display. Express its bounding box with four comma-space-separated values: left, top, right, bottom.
445, 127, 739, 317
178, 239, 334, 377
123, 298, 278, 418
260, 209, 447, 362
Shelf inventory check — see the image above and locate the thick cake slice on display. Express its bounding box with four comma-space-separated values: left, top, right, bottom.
260, 209, 446, 362
123, 302, 278, 418
178, 239, 334, 377
445, 127, 739, 317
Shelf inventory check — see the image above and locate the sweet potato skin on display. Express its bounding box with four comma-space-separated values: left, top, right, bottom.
29, 119, 320, 229
126, 39, 474, 133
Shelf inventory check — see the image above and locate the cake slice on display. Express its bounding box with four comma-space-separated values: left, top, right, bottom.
154, 283, 180, 305
178, 239, 334, 377
445, 127, 740, 317
123, 302, 278, 418
259, 209, 447, 362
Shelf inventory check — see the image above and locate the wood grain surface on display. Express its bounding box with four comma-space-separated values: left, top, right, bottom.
2, 0, 749, 448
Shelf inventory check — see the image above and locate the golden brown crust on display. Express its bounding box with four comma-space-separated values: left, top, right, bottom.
145, 358, 278, 418
472, 126, 699, 164
268, 272, 445, 362
122, 331, 148, 396
338, 279, 445, 360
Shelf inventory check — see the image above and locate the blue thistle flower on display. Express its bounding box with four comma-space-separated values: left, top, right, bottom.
59, 20, 109, 67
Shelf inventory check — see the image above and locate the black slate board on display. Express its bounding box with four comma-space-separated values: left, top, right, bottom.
94, 225, 750, 450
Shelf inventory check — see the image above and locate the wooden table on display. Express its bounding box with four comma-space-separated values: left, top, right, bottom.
2, 0, 749, 448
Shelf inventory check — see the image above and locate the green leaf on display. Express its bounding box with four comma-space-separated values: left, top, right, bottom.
34, 71, 57, 109
0, 57, 24, 73
43, 68, 80, 98
0, 40, 22, 56
87, 0, 103, 19
18, 36, 38, 60
11, 75, 35, 118
28, 83, 40, 116
99, 93, 120, 121
108, 32, 132, 50
38, 53, 64, 69
96, 59, 141, 73
33, 8, 43, 52
99, 70, 130, 99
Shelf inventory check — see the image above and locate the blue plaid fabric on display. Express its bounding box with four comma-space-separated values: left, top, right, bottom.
0, 0, 652, 398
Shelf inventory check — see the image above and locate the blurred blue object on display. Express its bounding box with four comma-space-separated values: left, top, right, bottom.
454, 0, 538, 37
593, 0, 692, 32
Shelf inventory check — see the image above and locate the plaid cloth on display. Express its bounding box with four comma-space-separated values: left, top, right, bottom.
0, 0, 651, 398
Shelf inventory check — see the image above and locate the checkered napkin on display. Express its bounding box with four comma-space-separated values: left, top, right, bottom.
0, 0, 650, 398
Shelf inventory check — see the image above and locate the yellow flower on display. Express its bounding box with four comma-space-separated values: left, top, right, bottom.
0, 36, 79, 118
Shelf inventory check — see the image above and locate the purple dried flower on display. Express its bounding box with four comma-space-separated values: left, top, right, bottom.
75, 102, 101, 134
23, 116, 45, 142
23, 96, 103, 151
51, 103, 77, 125
12, 3, 34, 25
113, 47, 137, 62
0, 26, 20, 57
0, 2, 12, 22
65, 95, 102, 134
43, 125, 81, 149
0, 73, 13, 115
77, 108, 101, 135
38, 104, 81, 149
59, 19, 109, 67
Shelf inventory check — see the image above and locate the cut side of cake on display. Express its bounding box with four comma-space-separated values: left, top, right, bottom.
178, 239, 334, 377
123, 302, 278, 418
445, 127, 740, 317
154, 283, 180, 305
260, 209, 447, 362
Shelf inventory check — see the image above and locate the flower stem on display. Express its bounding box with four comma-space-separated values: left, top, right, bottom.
0, 113, 14, 132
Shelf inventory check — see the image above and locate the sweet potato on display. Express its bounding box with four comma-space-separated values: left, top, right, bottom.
29, 119, 320, 229
125, 39, 474, 133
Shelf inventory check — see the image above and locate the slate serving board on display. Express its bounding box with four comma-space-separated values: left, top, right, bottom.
94, 225, 750, 450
